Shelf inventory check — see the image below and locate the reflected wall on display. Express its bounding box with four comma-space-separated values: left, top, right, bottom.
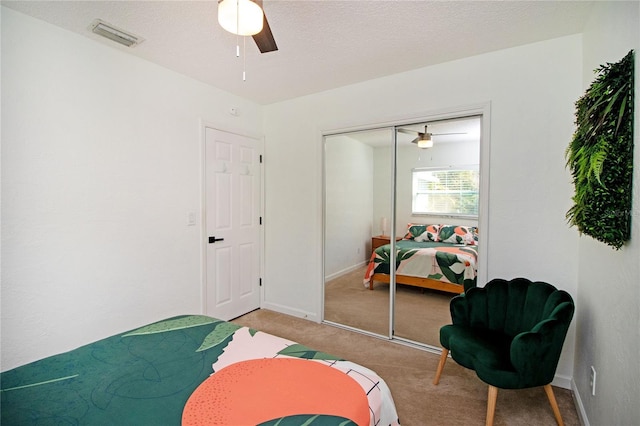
324, 129, 393, 336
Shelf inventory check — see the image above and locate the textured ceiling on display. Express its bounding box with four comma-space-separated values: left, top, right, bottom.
2, 0, 596, 105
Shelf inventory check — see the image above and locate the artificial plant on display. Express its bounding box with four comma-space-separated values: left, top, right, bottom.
566, 50, 634, 250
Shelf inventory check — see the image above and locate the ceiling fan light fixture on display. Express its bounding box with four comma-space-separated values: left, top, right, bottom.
417, 134, 433, 148
218, 0, 264, 36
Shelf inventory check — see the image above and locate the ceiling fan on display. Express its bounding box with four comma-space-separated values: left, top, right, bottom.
251, 0, 278, 53
397, 125, 466, 148
218, 0, 278, 53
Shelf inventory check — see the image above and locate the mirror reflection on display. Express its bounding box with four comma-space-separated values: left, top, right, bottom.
324, 116, 481, 347
324, 128, 393, 336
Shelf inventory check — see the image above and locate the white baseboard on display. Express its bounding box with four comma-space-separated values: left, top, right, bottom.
551, 373, 572, 390
571, 378, 590, 426
324, 261, 368, 282
260, 301, 319, 323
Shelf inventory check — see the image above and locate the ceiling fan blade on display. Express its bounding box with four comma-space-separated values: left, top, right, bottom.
251, 0, 278, 53
411, 136, 421, 144
397, 128, 417, 136
432, 132, 467, 136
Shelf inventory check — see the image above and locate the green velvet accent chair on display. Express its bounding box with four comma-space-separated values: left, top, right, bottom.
433, 277, 575, 426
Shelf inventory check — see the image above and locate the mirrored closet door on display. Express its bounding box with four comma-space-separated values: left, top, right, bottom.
323, 115, 482, 348
323, 128, 394, 337
391, 117, 481, 346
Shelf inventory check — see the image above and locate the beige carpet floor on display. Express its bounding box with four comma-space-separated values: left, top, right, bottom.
232, 309, 580, 426
324, 265, 453, 347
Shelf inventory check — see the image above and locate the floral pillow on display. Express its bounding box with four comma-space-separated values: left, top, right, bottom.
403, 224, 426, 240
404, 224, 440, 242
438, 225, 478, 245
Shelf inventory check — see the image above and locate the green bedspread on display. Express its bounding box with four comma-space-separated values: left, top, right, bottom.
364, 240, 478, 291
1, 315, 399, 425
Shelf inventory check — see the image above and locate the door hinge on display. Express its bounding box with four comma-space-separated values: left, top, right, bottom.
259, 154, 263, 163
259, 216, 262, 225
259, 278, 262, 287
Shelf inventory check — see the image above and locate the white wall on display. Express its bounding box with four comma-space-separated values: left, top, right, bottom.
263, 34, 582, 381
395, 137, 480, 231
348, 124, 481, 244
324, 135, 373, 279
372, 142, 394, 238
1, 7, 263, 370
573, 2, 640, 425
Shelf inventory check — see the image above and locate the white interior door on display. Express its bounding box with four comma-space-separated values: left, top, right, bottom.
205, 127, 261, 320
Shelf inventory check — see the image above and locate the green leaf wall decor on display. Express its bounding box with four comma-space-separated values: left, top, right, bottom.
566, 50, 635, 249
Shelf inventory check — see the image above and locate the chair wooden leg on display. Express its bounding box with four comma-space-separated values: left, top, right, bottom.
486, 385, 498, 426
433, 348, 449, 385
543, 384, 564, 426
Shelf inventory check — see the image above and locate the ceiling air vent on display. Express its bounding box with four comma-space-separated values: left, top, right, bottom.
89, 19, 143, 47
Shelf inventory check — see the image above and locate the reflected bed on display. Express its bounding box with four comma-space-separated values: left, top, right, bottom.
364, 224, 478, 294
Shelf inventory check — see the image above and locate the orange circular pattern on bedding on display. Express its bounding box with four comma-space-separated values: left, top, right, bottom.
182, 358, 370, 426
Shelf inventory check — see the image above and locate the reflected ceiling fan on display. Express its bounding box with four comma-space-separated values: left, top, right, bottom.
397, 125, 466, 148
218, 0, 278, 53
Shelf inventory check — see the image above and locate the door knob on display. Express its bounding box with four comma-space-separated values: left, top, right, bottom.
208, 236, 225, 244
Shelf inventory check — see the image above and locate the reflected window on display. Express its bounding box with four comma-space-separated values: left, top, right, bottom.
412, 166, 479, 217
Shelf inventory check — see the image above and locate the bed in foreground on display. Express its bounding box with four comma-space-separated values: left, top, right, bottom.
1, 315, 399, 425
